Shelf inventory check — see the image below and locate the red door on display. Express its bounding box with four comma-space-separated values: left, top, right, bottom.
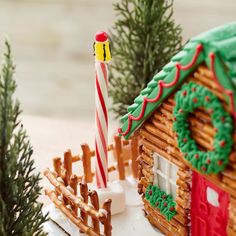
191, 171, 229, 236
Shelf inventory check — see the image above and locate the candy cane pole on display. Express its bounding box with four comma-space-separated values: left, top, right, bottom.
94, 31, 111, 189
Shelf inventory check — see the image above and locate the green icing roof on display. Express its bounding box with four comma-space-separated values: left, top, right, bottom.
119, 22, 236, 139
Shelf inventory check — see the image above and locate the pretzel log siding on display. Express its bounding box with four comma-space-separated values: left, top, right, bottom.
138, 64, 236, 235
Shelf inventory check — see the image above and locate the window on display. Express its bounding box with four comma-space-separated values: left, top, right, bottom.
206, 187, 219, 207
153, 152, 178, 199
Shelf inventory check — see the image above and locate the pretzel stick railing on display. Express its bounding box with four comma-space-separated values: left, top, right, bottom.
72, 143, 114, 162
45, 189, 102, 236
44, 169, 107, 221
76, 159, 131, 182
45, 135, 139, 235
71, 135, 139, 181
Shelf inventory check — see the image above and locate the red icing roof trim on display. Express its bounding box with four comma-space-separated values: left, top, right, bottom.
118, 44, 203, 136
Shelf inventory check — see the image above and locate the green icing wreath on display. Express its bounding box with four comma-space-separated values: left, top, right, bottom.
145, 184, 176, 221
173, 82, 233, 174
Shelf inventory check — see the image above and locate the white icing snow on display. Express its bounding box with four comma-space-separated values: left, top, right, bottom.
98, 208, 108, 217
57, 177, 64, 183
90, 181, 126, 215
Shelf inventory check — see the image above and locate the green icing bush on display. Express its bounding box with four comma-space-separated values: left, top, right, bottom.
145, 184, 176, 221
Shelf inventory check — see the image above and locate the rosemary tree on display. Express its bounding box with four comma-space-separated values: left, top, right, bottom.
109, 0, 182, 118
0, 41, 47, 235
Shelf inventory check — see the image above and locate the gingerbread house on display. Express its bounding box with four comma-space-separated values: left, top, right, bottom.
118, 22, 236, 236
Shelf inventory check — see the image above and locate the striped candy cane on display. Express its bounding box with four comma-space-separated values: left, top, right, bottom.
94, 32, 111, 188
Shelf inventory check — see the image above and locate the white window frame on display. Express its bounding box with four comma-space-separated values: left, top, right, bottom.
153, 152, 178, 198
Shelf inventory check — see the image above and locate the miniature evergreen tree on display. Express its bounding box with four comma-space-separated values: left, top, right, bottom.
0, 41, 47, 235
109, 0, 182, 118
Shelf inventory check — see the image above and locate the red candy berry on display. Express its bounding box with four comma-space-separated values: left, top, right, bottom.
182, 90, 187, 96
193, 98, 198, 103
191, 87, 196, 92
162, 195, 167, 199
183, 138, 188, 143
221, 117, 225, 122
156, 202, 159, 207
220, 141, 225, 147
218, 160, 223, 166
169, 207, 174, 212
201, 166, 206, 172
95, 31, 108, 42
164, 202, 167, 207
207, 159, 211, 164
148, 190, 152, 196
174, 116, 177, 121
205, 96, 210, 102
178, 109, 183, 113
195, 154, 199, 159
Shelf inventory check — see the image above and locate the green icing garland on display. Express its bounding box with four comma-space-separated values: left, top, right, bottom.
173, 82, 233, 174
145, 184, 176, 221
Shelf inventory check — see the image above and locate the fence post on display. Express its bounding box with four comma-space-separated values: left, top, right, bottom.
70, 174, 78, 215
131, 133, 139, 178
114, 136, 125, 180
64, 150, 72, 186
103, 199, 112, 236
53, 157, 62, 196
89, 191, 100, 233
81, 143, 93, 183
53, 157, 61, 177
80, 183, 88, 233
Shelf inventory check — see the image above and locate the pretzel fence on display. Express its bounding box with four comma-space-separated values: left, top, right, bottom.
44, 134, 139, 236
